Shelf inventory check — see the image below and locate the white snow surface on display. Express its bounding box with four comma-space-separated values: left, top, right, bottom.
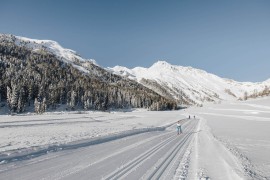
0, 110, 183, 153
0, 97, 270, 179
185, 96, 270, 179
109, 61, 270, 104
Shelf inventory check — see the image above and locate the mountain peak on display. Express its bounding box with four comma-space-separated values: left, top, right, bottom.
150, 61, 177, 71
151, 60, 171, 67
0, 33, 100, 73
111, 60, 270, 105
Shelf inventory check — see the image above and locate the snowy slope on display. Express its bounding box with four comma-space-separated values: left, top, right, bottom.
109, 61, 270, 105
0, 34, 97, 74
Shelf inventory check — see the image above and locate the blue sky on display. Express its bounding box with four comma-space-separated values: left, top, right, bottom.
1, 0, 270, 82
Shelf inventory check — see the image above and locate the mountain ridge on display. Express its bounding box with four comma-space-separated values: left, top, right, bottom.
1, 33, 269, 108
0, 34, 176, 114
109, 61, 270, 105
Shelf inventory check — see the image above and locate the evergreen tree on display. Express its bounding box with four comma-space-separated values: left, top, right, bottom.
7, 86, 12, 110
70, 90, 76, 110
34, 98, 40, 113
41, 97, 47, 113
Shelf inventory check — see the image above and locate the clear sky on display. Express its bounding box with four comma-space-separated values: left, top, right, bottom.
1, 0, 270, 82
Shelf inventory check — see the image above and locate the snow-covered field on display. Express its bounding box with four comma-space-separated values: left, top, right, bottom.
185, 97, 270, 179
1, 97, 270, 179
0, 109, 184, 154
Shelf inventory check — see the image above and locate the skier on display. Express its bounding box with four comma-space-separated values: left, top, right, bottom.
188, 115, 190, 119
176, 121, 182, 135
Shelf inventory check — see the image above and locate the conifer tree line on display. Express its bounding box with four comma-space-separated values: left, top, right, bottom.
0, 35, 177, 113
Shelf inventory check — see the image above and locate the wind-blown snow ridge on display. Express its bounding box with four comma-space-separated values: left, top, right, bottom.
109, 61, 270, 105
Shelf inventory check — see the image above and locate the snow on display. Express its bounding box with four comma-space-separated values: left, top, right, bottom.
109, 61, 270, 105
187, 117, 246, 179
0, 97, 270, 179
0, 120, 197, 179
184, 96, 270, 179
263, 78, 270, 83
0, 110, 184, 153
0, 34, 98, 74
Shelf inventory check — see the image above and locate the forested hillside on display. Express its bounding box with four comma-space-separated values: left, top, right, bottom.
0, 34, 176, 113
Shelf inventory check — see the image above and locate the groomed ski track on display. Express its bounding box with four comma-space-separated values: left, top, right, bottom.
0, 118, 199, 180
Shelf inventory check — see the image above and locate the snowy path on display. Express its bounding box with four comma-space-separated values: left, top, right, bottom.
0, 119, 198, 180
186, 97, 270, 179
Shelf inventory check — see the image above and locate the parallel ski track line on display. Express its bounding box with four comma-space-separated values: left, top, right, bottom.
145, 120, 198, 180
103, 120, 195, 180
0, 119, 192, 180
23, 131, 176, 180
0, 119, 187, 164
41, 121, 191, 180
103, 135, 178, 180
159, 119, 199, 180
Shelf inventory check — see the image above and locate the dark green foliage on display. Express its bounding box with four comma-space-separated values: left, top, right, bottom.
0, 35, 176, 113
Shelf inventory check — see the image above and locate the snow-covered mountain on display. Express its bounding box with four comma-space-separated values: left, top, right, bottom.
109, 61, 270, 105
1, 33, 269, 108
0, 34, 176, 113
1, 34, 98, 74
